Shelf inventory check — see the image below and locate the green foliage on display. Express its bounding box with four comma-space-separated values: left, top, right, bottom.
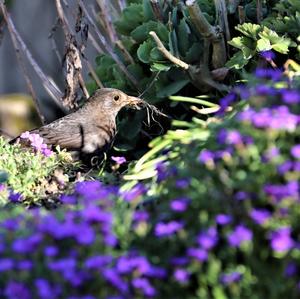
0, 137, 73, 205
88, 0, 300, 156
227, 23, 296, 69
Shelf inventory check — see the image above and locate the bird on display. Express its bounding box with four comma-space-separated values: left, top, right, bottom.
10, 88, 144, 155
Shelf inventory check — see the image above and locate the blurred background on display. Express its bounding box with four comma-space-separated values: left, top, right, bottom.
0, 0, 97, 137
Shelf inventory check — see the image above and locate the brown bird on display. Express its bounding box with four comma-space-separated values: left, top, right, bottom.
11, 88, 144, 155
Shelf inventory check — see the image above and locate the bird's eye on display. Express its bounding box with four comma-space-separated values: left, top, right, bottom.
114, 95, 120, 101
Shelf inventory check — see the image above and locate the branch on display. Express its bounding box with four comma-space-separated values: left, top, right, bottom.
149, 31, 189, 69
150, 0, 164, 22
149, 31, 228, 92
238, 6, 245, 24
256, 0, 262, 24
186, 0, 218, 40
79, 0, 139, 89
96, 0, 118, 43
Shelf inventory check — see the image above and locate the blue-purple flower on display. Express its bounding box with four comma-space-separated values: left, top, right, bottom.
270, 227, 294, 253
227, 225, 252, 247
155, 221, 183, 237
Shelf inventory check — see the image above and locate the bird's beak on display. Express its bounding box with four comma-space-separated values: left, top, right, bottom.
126, 96, 145, 110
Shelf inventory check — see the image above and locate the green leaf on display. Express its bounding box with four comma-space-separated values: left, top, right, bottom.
226, 51, 249, 69
170, 96, 218, 107
177, 19, 190, 56
131, 21, 169, 43
131, 21, 158, 43
235, 23, 261, 39
143, 0, 155, 21
137, 40, 153, 63
157, 79, 190, 98
257, 38, 272, 52
259, 27, 292, 54
115, 4, 144, 36
150, 63, 171, 72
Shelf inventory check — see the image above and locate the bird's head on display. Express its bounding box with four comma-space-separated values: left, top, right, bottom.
87, 88, 144, 115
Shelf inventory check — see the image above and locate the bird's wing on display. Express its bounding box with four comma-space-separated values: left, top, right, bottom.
36, 116, 84, 150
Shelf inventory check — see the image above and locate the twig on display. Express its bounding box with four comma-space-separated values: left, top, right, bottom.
85, 59, 103, 88
186, 0, 218, 40
96, 0, 118, 43
150, 0, 164, 22
256, 0, 262, 24
0, 17, 5, 45
149, 31, 189, 69
115, 40, 135, 65
150, 31, 228, 92
238, 6, 245, 24
187, 0, 226, 68
55, 0, 72, 37
0, 2, 45, 124
49, 18, 63, 63
79, 0, 139, 89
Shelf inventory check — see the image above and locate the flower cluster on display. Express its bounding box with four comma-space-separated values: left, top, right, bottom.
20, 131, 53, 157
0, 68, 300, 298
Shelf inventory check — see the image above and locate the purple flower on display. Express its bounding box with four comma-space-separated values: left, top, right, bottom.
277, 161, 293, 174
227, 225, 252, 247
281, 90, 300, 104
111, 156, 126, 165
198, 149, 214, 163
60, 195, 77, 204
285, 262, 297, 277
197, 227, 218, 250
264, 147, 280, 161
238, 106, 299, 131
132, 277, 156, 297
291, 145, 300, 159
84, 255, 112, 269
175, 179, 190, 189
44, 246, 58, 257
4, 281, 31, 299
133, 211, 149, 222
218, 93, 237, 114
20, 131, 53, 157
155, 221, 183, 237
0, 183, 6, 192
8, 192, 22, 203
174, 268, 190, 283
220, 271, 242, 285
250, 209, 271, 225
216, 214, 232, 225
260, 50, 275, 60
270, 227, 294, 253
170, 257, 189, 266
170, 197, 190, 212
226, 130, 243, 145
35, 279, 55, 299
0, 258, 14, 272
75, 180, 107, 201
122, 183, 146, 202
264, 181, 299, 201
82, 205, 112, 223
187, 248, 208, 262
234, 191, 249, 201
255, 68, 282, 81
103, 268, 129, 294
